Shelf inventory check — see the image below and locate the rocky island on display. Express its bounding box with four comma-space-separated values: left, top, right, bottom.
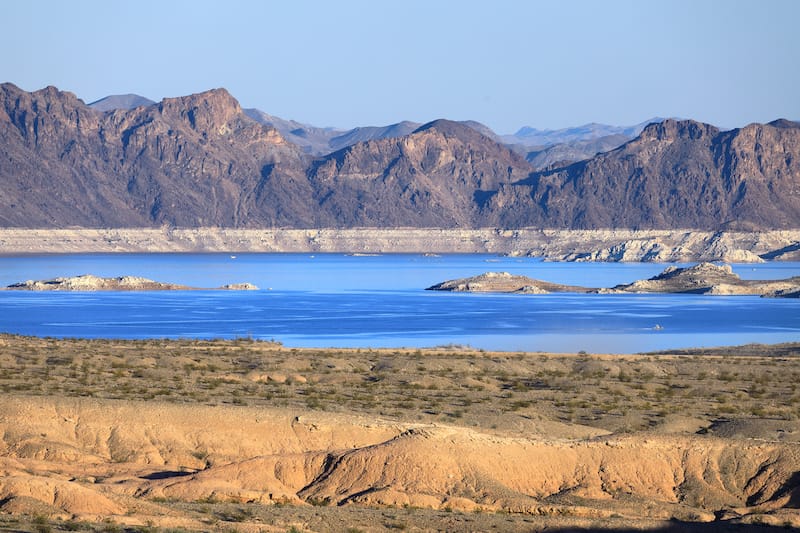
427, 263, 800, 297
604, 262, 800, 296
426, 271, 592, 293
4, 274, 258, 291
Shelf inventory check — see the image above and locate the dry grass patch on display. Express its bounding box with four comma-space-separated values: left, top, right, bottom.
2, 335, 800, 437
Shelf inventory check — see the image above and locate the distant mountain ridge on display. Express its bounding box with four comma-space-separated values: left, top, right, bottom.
88, 94, 156, 112
91, 91, 662, 163
488, 119, 800, 230
1, 83, 798, 231
504, 118, 668, 146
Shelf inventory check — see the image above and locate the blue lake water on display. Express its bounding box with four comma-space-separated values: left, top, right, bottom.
0, 253, 798, 353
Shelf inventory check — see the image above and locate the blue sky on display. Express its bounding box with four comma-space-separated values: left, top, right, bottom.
2, 0, 798, 133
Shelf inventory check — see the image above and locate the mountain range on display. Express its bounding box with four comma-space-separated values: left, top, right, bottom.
89, 93, 656, 165
1, 82, 798, 230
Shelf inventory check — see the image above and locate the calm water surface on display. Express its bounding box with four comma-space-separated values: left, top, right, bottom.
0, 254, 798, 353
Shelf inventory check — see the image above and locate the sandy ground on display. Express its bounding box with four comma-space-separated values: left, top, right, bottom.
0, 335, 799, 531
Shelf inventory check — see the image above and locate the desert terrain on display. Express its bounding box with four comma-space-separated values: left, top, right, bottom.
0, 334, 799, 532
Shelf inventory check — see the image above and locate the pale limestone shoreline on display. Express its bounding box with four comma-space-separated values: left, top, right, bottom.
0, 227, 799, 262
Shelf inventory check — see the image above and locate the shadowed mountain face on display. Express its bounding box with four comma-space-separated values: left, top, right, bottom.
300, 119, 533, 227
0, 83, 305, 227
1, 83, 799, 230
242, 107, 344, 156
486, 119, 800, 229
524, 133, 631, 170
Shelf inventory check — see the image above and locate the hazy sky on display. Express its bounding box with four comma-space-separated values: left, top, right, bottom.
2, 0, 798, 133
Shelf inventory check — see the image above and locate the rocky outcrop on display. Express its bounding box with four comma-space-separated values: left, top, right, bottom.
427, 272, 590, 293
769, 288, 800, 298
6, 274, 191, 291
429, 263, 800, 297
220, 282, 259, 291
606, 263, 800, 296
553, 232, 767, 263
5, 274, 257, 291
605, 263, 738, 294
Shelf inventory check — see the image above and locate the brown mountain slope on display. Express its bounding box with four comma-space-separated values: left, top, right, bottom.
1, 83, 799, 230
301, 119, 532, 227
0, 83, 305, 227
103, 88, 305, 227
0, 84, 530, 229
488, 119, 800, 229
0, 84, 137, 226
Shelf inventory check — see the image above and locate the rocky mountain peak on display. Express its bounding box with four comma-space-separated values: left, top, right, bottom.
638, 119, 719, 142
157, 88, 243, 133
0, 82, 99, 143
31, 84, 85, 106
1, 82, 86, 111
413, 118, 487, 139
89, 94, 156, 112
767, 118, 800, 129
1, 83, 798, 231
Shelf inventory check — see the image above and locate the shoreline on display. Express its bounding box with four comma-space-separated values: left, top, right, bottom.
1, 227, 799, 261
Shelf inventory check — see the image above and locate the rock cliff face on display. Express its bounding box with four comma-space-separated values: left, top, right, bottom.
0, 83, 305, 228
1, 84, 799, 231
302, 119, 532, 227
488, 119, 800, 230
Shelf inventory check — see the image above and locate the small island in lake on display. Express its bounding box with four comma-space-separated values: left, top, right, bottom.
426, 271, 594, 294
4, 274, 259, 291
427, 263, 800, 298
